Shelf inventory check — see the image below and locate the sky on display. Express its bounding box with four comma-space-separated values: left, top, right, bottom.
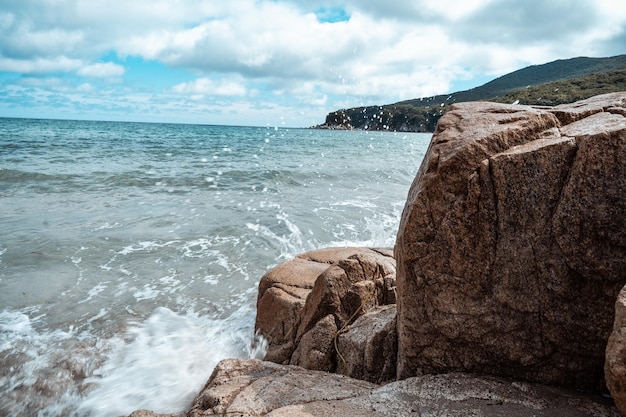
1, 0, 625, 127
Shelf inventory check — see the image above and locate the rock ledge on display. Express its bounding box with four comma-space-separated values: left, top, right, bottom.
128, 359, 619, 417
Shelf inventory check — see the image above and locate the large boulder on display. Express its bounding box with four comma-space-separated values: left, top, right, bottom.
254, 247, 397, 379
395, 92, 626, 391
126, 358, 619, 417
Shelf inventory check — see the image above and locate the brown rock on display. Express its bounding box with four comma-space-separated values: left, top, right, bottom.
186, 359, 376, 417
295, 264, 350, 342
395, 92, 626, 391
336, 304, 397, 383
255, 247, 396, 373
256, 248, 345, 363
128, 359, 619, 417
347, 373, 620, 417
296, 249, 396, 339
290, 314, 337, 371
606, 285, 626, 415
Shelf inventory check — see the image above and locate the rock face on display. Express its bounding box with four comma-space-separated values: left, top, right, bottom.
126, 358, 619, 417
395, 92, 626, 391
336, 304, 397, 383
255, 247, 397, 382
606, 285, 626, 415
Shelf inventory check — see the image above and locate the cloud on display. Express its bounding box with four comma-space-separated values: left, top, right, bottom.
78, 62, 125, 78
118, 5, 434, 102
0, 0, 625, 126
450, 0, 605, 45
172, 77, 247, 96
0, 56, 82, 74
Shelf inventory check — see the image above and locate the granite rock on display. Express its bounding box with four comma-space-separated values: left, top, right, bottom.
255, 247, 396, 376
395, 92, 626, 391
336, 304, 397, 383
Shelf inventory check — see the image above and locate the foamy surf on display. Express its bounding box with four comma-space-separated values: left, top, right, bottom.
1, 305, 265, 417
76, 305, 265, 417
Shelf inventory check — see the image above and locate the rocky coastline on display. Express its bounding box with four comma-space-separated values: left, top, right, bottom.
127, 92, 626, 417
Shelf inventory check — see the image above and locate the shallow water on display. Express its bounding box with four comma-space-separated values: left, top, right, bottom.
0, 118, 430, 416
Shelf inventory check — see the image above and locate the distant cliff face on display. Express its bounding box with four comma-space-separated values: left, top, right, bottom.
313, 105, 444, 132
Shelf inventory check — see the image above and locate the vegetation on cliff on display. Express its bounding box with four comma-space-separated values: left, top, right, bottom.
314, 55, 626, 132
491, 68, 626, 106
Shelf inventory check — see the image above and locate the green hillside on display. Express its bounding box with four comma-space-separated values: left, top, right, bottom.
314, 54, 626, 132
490, 68, 626, 106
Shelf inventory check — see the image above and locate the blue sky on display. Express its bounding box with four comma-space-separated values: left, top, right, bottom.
1, 0, 625, 127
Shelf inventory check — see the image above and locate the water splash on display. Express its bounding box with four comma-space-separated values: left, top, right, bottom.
0, 305, 265, 417
76, 305, 264, 416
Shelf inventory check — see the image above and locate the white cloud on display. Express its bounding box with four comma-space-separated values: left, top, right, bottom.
0, 56, 82, 74
78, 62, 125, 78
77, 83, 94, 92
341, 0, 492, 22
0, 0, 625, 126
3, 1, 624, 86
172, 77, 247, 96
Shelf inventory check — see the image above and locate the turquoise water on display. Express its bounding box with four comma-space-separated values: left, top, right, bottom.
0, 118, 430, 416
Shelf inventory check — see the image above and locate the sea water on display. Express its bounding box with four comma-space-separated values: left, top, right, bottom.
0, 118, 431, 417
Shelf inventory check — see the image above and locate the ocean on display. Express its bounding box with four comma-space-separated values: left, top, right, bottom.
0, 118, 431, 416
